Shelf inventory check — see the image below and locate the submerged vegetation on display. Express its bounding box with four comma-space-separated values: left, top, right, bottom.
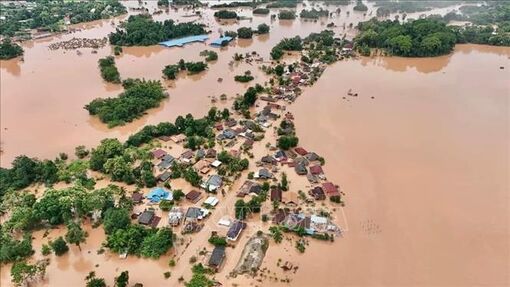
0, 38, 23, 59
109, 15, 206, 46
213, 10, 238, 19
85, 79, 167, 127
271, 36, 303, 60
355, 18, 510, 57
163, 59, 208, 80
0, 0, 126, 38
98, 56, 121, 83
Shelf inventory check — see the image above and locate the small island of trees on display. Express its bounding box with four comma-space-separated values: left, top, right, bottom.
300, 8, 329, 19
98, 56, 121, 83
0, 38, 23, 59
85, 79, 168, 127
234, 71, 255, 83
270, 36, 303, 60
355, 17, 510, 57
278, 10, 297, 20
108, 15, 206, 46
163, 59, 208, 80
213, 10, 238, 19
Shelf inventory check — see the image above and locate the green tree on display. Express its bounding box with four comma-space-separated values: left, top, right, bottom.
65, 221, 87, 251
0, 38, 23, 60
257, 23, 270, 34
115, 271, 129, 287
103, 208, 131, 234
235, 199, 248, 220
85, 271, 107, 287
140, 228, 173, 258
50, 237, 69, 256
237, 27, 253, 39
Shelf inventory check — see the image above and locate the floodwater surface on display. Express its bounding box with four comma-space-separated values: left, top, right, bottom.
289, 44, 510, 286
1, 1, 509, 287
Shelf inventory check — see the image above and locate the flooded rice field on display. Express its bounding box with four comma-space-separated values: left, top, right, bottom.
1, 0, 509, 286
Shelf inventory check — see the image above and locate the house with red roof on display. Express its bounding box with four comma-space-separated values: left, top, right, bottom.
322, 182, 340, 196
294, 147, 308, 156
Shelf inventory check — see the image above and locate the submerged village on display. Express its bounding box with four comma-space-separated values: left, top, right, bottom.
1, 0, 510, 286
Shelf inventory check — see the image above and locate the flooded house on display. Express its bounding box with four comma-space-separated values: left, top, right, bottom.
152, 149, 167, 159
254, 168, 272, 179
227, 220, 247, 241
205, 148, 217, 158
180, 150, 195, 164
261, 155, 277, 165
271, 186, 283, 202
157, 171, 172, 182
295, 162, 308, 175
131, 192, 143, 204
208, 246, 226, 272
309, 186, 326, 200
138, 210, 160, 227
294, 147, 308, 156
237, 180, 261, 197
322, 182, 340, 197
168, 207, 184, 227
309, 165, 324, 176
202, 174, 223, 192
185, 190, 202, 203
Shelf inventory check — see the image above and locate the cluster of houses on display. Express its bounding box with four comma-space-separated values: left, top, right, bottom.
272, 208, 340, 237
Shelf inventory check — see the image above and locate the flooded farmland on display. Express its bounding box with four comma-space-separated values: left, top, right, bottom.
1, 1, 509, 287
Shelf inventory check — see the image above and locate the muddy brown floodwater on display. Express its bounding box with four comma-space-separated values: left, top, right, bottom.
0, 0, 463, 167
1, 0, 509, 286
288, 44, 510, 286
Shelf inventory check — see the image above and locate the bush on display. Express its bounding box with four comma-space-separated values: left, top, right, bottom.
253, 8, 270, 15
208, 235, 227, 246
214, 10, 238, 19
278, 10, 296, 20
199, 50, 218, 62
98, 56, 121, 83
277, 135, 299, 150
237, 27, 253, 39
0, 38, 23, 60
50, 237, 69, 256
257, 23, 270, 34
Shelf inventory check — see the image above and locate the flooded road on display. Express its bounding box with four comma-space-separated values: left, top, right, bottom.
289, 44, 510, 286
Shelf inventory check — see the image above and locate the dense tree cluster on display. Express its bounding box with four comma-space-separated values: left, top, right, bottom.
125, 112, 216, 147
211, 1, 257, 8
199, 50, 218, 62
253, 8, 270, 15
109, 15, 206, 46
234, 72, 255, 83
0, 0, 126, 37
98, 56, 121, 83
278, 10, 296, 20
356, 18, 510, 57
0, 38, 23, 59
353, 0, 368, 12
266, 1, 298, 9
106, 224, 173, 258
270, 36, 303, 59
233, 84, 264, 110
355, 18, 457, 57
277, 135, 299, 150
237, 27, 254, 39
215, 151, 249, 176
0, 156, 58, 199
257, 23, 270, 34
213, 10, 238, 19
85, 79, 167, 127
163, 59, 208, 79
157, 0, 170, 7
300, 8, 329, 19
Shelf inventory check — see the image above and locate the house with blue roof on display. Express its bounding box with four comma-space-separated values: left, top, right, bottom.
210, 36, 233, 47
146, 187, 173, 203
